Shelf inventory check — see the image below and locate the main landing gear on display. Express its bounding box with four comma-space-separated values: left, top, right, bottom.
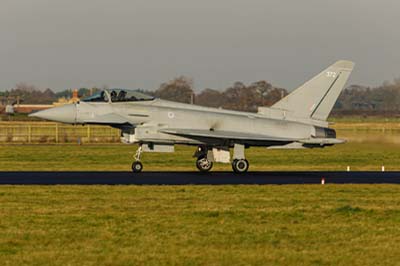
231, 144, 249, 173
196, 155, 213, 172
132, 145, 143, 173
194, 144, 250, 173
131, 143, 250, 174
231, 159, 249, 173
195, 146, 213, 172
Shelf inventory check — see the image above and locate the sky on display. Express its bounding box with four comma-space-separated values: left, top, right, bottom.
0, 0, 399, 92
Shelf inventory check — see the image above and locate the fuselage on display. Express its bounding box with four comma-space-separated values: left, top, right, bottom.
75, 98, 317, 146
30, 89, 337, 147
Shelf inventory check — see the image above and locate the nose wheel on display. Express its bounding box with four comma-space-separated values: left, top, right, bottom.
132, 161, 143, 173
132, 145, 143, 173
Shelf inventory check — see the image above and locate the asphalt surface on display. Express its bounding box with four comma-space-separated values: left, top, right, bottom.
0, 171, 400, 185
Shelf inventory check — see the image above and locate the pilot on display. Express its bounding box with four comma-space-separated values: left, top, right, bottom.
117, 90, 127, 101
110, 90, 117, 101
100, 91, 106, 101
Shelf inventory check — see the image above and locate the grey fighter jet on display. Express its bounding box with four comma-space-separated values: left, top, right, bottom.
30, 60, 354, 173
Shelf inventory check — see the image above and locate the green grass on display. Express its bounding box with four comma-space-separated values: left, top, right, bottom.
0, 121, 399, 171
0, 140, 399, 171
0, 185, 400, 266
1, 128, 400, 265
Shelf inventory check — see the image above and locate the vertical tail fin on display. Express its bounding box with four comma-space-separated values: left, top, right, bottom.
271, 60, 355, 121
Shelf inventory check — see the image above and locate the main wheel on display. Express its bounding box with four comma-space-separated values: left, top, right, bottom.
232, 159, 249, 173
132, 161, 143, 173
196, 155, 213, 172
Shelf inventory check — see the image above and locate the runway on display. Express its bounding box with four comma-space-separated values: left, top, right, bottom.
0, 171, 400, 185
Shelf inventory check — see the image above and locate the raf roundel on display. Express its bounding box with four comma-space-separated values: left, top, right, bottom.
168, 112, 175, 119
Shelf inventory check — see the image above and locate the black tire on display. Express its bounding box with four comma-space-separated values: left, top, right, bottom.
132, 161, 143, 173
196, 155, 213, 172
232, 159, 249, 173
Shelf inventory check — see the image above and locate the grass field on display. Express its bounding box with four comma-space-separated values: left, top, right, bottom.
0, 121, 399, 172
1, 123, 400, 265
1, 185, 400, 266
0, 138, 399, 171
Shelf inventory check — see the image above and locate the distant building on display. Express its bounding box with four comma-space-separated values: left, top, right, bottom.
53, 89, 80, 106
5, 105, 14, 114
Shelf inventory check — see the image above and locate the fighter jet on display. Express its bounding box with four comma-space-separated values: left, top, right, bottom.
30, 60, 354, 173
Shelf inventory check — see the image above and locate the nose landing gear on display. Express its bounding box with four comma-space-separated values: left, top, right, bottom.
132, 145, 143, 173
132, 161, 143, 173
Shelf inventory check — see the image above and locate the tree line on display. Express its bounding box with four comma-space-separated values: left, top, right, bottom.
2, 77, 400, 116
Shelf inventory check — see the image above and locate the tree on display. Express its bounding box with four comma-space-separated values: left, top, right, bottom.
8, 83, 56, 104
195, 89, 223, 108
155, 76, 194, 103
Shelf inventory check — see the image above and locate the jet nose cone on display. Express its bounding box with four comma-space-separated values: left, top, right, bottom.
29, 104, 76, 123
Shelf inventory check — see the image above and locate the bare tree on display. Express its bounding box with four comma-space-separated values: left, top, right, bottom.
155, 76, 194, 103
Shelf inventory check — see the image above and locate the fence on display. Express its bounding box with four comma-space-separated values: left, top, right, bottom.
0, 122, 121, 143
1, 121, 399, 144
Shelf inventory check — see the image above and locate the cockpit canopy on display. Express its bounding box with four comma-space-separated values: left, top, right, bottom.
82, 89, 155, 103
107, 89, 155, 102
81, 91, 109, 102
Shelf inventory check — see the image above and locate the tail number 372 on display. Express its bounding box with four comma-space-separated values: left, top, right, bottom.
326, 71, 337, 78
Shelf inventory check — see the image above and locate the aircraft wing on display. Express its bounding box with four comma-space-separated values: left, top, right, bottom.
159, 128, 297, 142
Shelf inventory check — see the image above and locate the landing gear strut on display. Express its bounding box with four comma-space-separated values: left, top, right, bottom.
194, 146, 213, 172
132, 145, 143, 173
232, 144, 249, 173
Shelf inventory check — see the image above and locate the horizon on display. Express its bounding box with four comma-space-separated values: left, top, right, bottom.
0, 75, 393, 93
1, 1, 399, 92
